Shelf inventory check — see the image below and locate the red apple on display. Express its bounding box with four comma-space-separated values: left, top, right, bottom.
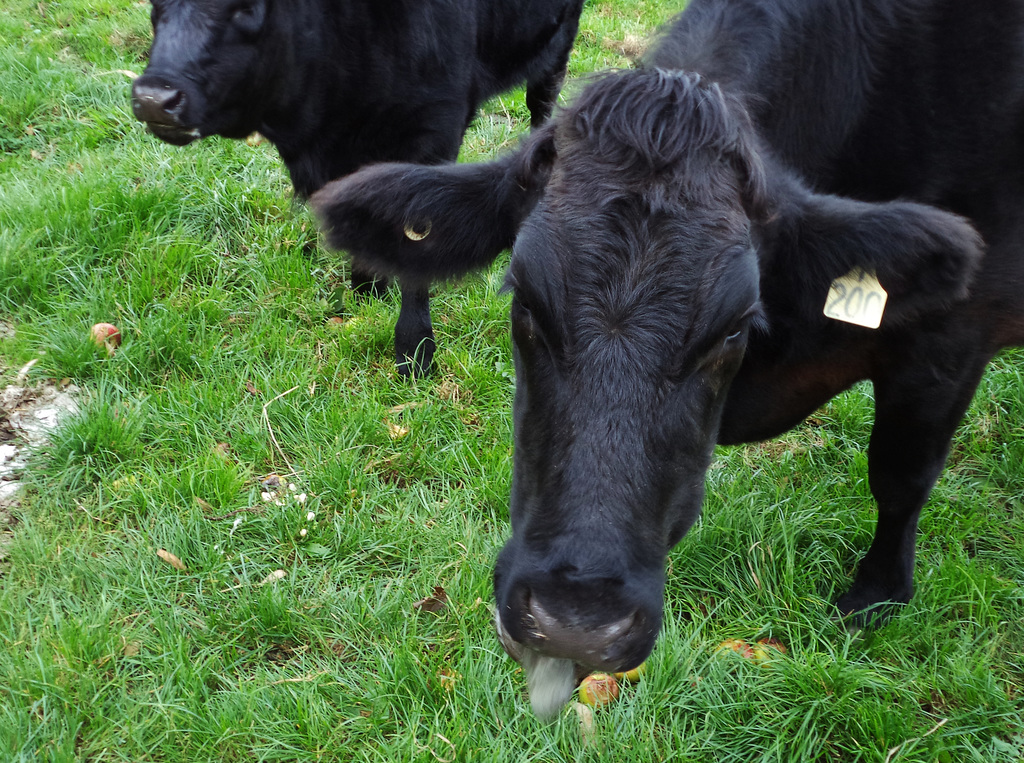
90, 323, 122, 355
578, 673, 619, 707
716, 638, 755, 658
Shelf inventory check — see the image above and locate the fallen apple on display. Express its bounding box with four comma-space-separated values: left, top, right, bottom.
716, 637, 787, 662
755, 637, 787, 659
90, 323, 122, 355
614, 661, 647, 683
578, 672, 619, 707
757, 637, 787, 654
716, 638, 755, 658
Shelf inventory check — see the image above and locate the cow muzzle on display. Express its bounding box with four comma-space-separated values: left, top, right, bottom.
131, 79, 200, 145
494, 583, 661, 718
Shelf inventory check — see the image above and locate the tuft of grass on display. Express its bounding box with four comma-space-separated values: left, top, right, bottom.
0, 0, 1021, 761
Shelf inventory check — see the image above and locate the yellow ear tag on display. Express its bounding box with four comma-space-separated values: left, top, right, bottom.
824, 267, 888, 329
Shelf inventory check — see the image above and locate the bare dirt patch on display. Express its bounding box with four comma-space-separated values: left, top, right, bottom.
0, 377, 80, 562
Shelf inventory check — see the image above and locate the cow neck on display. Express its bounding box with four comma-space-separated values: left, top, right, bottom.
258, 3, 375, 197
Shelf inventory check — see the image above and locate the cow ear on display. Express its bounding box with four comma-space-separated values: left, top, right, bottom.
311, 125, 557, 285
730, 129, 769, 224
786, 192, 985, 325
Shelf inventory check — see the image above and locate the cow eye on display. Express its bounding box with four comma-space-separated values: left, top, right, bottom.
723, 327, 745, 346
512, 293, 550, 351
511, 295, 534, 330
230, 0, 264, 31
719, 314, 756, 354
673, 319, 750, 380
723, 303, 765, 350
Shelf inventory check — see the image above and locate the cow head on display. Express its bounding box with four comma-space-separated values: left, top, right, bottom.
132, 0, 279, 145
313, 69, 983, 717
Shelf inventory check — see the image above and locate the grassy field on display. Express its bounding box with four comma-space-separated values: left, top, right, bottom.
1, 0, 1022, 760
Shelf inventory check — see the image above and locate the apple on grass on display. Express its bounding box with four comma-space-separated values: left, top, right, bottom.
577, 673, 619, 707
90, 323, 122, 356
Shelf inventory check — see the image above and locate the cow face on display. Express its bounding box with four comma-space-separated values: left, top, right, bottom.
132, 0, 275, 145
488, 71, 768, 715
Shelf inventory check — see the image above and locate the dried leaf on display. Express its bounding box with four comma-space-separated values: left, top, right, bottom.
265, 642, 296, 664
573, 702, 597, 743
157, 549, 186, 571
387, 402, 422, 415
194, 496, 214, 513
329, 640, 348, 659
122, 640, 141, 657
15, 358, 38, 385
436, 378, 469, 405
260, 569, 287, 586
600, 34, 647, 59
244, 380, 261, 397
413, 586, 448, 613
437, 668, 460, 691
386, 422, 410, 440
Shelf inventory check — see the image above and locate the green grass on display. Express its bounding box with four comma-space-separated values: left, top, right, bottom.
1, 0, 1022, 760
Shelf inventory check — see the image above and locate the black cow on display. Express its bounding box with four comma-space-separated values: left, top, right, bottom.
131, 0, 584, 375
312, 0, 1024, 717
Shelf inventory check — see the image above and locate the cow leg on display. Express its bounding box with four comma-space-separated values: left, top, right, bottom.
525, 3, 582, 128
350, 266, 389, 299
526, 45, 573, 128
394, 281, 435, 377
526, 71, 565, 128
837, 353, 991, 624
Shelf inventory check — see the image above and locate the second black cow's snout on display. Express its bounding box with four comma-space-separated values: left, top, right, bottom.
131, 79, 187, 125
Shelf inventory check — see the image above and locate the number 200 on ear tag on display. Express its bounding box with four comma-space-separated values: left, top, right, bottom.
823, 268, 888, 329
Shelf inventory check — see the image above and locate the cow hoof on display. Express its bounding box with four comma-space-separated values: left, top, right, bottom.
396, 336, 436, 378
834, 591, 908, 629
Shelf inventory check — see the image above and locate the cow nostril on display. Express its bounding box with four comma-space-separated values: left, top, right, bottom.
163, 89, 184, 114
132, 83, 187, 123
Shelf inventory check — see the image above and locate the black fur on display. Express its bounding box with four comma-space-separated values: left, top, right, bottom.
314, 0, 1024, 703
132, 0, 584, 374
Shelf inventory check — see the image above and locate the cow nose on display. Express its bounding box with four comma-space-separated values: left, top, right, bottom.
131, 81, 187, 124
498, 582, 660, 674
527, 596, 642, 667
